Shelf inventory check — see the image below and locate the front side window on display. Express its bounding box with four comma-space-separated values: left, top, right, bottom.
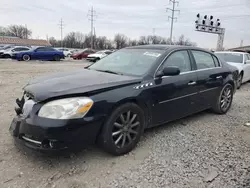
88, 49, 164, 76
161, 50, 191, 73
36, 47, 45, 52
215, 52, 243, 64
192, 50, 215, 69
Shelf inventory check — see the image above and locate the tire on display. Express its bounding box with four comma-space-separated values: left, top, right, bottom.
22, 54, 31, 61
237, 73, 243, 89
212, 83, 234, 114
95, 57, 100, 62
99, 103, 145, 156
3, 54, 11, 58
53, 55, 60, 61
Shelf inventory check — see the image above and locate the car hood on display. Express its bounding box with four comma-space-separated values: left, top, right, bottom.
226, 62, 243, 70
23, 69, 141, 101
88, 54, 102, 57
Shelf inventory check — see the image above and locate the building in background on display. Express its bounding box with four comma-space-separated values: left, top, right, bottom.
0, 36, 51, 48
227, 45, 250, 53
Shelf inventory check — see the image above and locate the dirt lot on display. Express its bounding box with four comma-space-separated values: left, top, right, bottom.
0, 60, 250, 188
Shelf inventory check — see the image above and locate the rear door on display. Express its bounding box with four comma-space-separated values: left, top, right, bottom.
190, 50, 223, 110
151, 50, 199, 125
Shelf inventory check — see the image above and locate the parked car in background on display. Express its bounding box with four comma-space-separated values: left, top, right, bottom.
86, 50, 113, 62
215, 51, 250, 89
2, 46, 31, 59
71, 48, 95, 60
10, 45, 237, 156
57, 48, 72, 57
0, 45, 14, 58
16, 47, 65, 61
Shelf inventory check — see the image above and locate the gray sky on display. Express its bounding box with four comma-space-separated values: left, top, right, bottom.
1, 0, 250, 49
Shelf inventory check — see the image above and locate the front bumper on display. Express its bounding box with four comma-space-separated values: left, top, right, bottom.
9, 114, 104, 152
11, 54, 17, 59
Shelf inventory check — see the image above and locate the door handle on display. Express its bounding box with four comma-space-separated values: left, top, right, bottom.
216, 76, 223, 79
188, 81, 196, 86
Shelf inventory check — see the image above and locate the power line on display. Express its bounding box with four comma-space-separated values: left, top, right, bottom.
166, 0, 180, 44
88, 7, 97, 49
58, 18, 65, 47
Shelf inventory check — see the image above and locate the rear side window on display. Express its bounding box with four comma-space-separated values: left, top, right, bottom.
212, 55, 220, 67
192, 50, 215, 69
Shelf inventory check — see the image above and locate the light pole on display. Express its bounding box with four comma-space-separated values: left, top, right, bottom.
195, 13, 225, 50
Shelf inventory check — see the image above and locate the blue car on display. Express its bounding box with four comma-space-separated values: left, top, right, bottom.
16, 47, 65, 61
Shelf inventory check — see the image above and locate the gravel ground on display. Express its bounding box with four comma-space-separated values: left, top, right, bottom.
0, 60, 250, 188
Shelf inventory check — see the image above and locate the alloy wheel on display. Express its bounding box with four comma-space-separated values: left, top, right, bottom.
220, 85, 233, 111
23, 55, 30, 61
112, 111, 140, 148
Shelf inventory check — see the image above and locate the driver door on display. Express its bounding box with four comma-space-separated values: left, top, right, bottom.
151, 50, 199, 125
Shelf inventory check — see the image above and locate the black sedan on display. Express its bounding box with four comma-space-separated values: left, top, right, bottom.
9, 45, 238, 156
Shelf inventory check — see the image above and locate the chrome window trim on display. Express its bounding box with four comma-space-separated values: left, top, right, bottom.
156, 67, 222, 79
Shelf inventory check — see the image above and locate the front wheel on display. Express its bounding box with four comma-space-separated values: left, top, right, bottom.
212, 83, 233, 114
22, 54, 31, 61
99, 103, 145, 156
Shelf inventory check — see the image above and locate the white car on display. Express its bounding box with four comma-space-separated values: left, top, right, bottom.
86, 50, 113, 62
57, 48, 72, 57
215, 51, 250, 88
1, 46, 30, 59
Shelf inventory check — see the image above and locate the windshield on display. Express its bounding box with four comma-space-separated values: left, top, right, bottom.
88, 49, 164, 76
2, 46, 13, 50
215, 53, 243, 63
96, 51, 104, 54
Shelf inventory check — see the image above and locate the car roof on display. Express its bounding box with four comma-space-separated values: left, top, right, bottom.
125, 44, 207, 52
215, 51, 247, 54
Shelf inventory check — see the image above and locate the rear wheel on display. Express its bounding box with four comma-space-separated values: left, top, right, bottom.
100, 103, 145, 156
54, 55, 60, 61
212, 83, 233, 114
22, 54, 31, 61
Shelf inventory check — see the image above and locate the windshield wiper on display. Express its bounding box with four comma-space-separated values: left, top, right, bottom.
95, 69, 123, 75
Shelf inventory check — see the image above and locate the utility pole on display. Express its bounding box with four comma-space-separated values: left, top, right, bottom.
88, 7, 97, 49
240, 39, 243, 47
166, 0, 180, 44
58, 18, 64, 47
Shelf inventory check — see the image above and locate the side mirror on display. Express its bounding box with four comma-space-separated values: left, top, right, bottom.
245, 60, 250, 64
156, 66, 180, 78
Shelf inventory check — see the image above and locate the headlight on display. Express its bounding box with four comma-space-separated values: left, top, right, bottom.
38, 97, 93, 119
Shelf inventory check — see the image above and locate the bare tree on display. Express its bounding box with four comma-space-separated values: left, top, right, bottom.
0, 26, 7, 36
175, 34, 197, 46
6, 25, 32, 39
48, 37, 58, 47
114, 34, 128, 49
63, 32, 77, 48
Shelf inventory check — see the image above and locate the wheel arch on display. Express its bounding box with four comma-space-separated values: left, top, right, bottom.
95, 97, 151, 143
